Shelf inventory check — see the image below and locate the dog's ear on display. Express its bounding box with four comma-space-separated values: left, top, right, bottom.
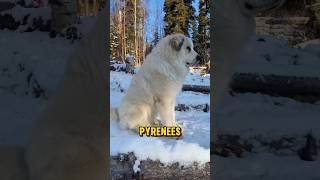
170, 37, 184, 51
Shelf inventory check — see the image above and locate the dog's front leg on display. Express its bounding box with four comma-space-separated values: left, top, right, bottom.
157, 98, 177, 127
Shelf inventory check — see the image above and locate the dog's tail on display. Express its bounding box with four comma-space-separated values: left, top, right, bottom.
110, 107, 120, 121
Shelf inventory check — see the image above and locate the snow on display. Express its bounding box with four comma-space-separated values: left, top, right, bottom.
215, 35, 320, 179
217, 93, 320, 137
217, 35, 320, 138
214, 153, 320, 180
133, 160, 140, 173
1, 5, 51, 22
0, 15, 97, 145
110, 71, 210, 165
184, 72, 210, 86
236, 35, 320, 77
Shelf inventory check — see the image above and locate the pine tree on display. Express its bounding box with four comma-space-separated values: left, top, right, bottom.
152, 28, 160, 47
195, 0, 210, 65
184, 0, 195, 37
191, 13, 198, 39
163, 0, 190, 36
110, 18, 120, 60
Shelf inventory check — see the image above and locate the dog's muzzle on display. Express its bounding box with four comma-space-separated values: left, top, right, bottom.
186, 55, 201, 67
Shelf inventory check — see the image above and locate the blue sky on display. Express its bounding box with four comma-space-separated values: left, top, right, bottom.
145, 0, 164, 42
145, 0, 199, 42
111, 0, 199, 42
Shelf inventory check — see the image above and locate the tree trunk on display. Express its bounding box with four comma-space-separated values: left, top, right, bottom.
93, 0, 97, 16
111, 153, 210, 179
85, 0, 89, 16
231, 73, 320, 102
119, 9, 125, 64
182, 85, 210, 94
123, 2, 127, 59
134, 0, 138, 66
142, 8, 146, 61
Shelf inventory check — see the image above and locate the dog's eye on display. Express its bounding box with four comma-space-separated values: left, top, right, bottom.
186, 46, 191, 52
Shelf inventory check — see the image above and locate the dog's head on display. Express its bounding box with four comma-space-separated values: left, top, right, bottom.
158, 33, 199, 67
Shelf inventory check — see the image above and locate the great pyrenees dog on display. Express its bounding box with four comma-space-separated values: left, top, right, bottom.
111, 33, 199, 130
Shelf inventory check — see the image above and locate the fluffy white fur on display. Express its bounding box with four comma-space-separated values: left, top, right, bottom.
111, 33, 198, 130
0, 10, 108, 180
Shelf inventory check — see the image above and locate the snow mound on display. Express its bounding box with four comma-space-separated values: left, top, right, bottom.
237, 35, 320, 77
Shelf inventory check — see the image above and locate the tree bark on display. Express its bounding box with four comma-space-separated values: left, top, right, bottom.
231, 73, 320, 98
182, 85, 210, 94
111, 153, 210, 179
93, 0, 97, 16
182, 73, 320, 102
123, 1, 126, 59
85, 0, 89, 16
134, 0, 138, 66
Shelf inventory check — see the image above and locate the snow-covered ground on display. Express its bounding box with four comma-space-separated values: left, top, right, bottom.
237, 35, 320, 77
214, 35, 320, 179
215, 153, 320, 180
0, 31, 73, 145
110, 70, 211, 165
0, 16, 97, 146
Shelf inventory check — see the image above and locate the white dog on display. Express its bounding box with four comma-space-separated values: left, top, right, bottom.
111, 33, 199, 130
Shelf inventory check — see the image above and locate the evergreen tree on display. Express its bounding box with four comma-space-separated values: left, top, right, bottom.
184, 0, 195, 37
110, 18, 120, 60
163, 0, 191, 36
191, 13, 198, 39
195, 0, 210, 65
152, 28, 160, 47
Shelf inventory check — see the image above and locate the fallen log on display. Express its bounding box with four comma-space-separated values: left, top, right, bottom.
175, 103, 210, 112
182, 84, 210, 94
110, 153, 210, 180
110, 153, 137, 180
182, 73, 320, 103
231, 73, 320, 103
139, 160, 210, 180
